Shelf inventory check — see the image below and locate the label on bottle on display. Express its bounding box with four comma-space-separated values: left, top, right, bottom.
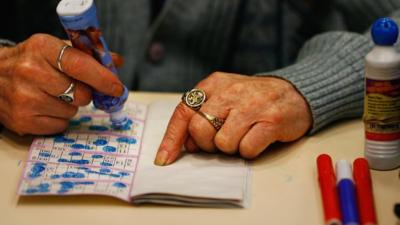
364, 78, 400, 141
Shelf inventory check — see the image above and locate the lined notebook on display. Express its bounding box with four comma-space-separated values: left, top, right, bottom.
18, 99, 251, 208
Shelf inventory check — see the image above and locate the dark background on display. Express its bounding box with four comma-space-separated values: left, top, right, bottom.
0, 1, 66, 42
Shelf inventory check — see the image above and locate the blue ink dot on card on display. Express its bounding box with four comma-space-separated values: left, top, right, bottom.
65, 138, 76, 143
70, 159, 89, 165
116, 137, 137, 144
89, 125, 109, 131
27, 183, 50, 193
118, 171, 130, 177
93, 139, 108, 146
77, 167, 89, 170
38, 152, 51, 157
100, 162, 113, 167
58, 181, 75, 194
112, 119, 133, 131
54, 135, 76, 143
71, 144, 91, 150
58, 158, 68, 163
37, 183, 50, 192
69, 152, 82, 156
91, 154, 103, 159
99, 168, 111, 173
71, 144, 84, 149
54, 135, 66, 143
29, 163, 46, 178
51, 174, 61, 179
113, 182, 127, 188
62, 172, 85, 178
69, 120, 81, 126
26, 188, 38, 194
79, 116, 92, 123
102, 146, 116, 152
74, 181, 94, 185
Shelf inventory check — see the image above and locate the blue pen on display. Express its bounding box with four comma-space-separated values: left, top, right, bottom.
336, 160, 360, 225
56, 0, 129, 128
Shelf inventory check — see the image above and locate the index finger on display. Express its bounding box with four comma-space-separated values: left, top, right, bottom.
41, 35, 124, 97
154, 103, 195, 166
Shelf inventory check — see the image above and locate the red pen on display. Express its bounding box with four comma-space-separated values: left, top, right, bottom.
317, 154, 343, 225
353, 158, 377, 225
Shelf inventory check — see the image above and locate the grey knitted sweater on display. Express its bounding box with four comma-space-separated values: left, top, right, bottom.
2, 0, 400, 134
94, 0, 400, 133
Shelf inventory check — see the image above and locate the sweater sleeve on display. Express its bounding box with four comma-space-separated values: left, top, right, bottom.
258, 31, 372, 134
257, 7, 400, 134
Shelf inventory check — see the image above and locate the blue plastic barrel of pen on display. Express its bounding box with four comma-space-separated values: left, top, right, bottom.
56, 0, 129, 127
336, 160, 360, 225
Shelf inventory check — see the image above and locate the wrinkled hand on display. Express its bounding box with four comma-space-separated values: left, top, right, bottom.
0, 34, 124, 135
155, 72, 313, 165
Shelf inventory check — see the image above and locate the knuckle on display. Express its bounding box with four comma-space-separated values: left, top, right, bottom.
208, 71, 225, 80
227, 82, 245, 95
13, 58, 40, 80
25, 33, 52, 51
268, 109, 284, 125
214, 134, 236, 154
265, 91, 280, 101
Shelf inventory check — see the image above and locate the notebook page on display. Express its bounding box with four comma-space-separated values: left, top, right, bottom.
18, 102, 147, 201
131, 100, 250, 206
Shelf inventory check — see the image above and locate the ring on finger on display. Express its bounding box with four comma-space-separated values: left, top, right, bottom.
57, 82, 75, 104
181, 88, 206, 111
198, 111, 225, 130
57, 45, 71, 73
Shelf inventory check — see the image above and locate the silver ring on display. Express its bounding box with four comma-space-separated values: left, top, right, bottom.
57, 82, 75, 103
57, 45, 71, 73
181, 88, 206, 111
198, 111, 225, 130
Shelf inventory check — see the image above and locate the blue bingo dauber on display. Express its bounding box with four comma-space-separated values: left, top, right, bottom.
56, 0, 129, 128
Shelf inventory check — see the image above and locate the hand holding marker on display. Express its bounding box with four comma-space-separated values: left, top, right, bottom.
57, 0, 129, 128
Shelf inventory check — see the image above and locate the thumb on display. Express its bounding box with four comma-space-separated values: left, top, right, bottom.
154, 103, 195, 166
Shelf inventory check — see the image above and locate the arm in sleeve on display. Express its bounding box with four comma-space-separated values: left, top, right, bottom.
258, 9, 400, 134
258, 31, 372, 134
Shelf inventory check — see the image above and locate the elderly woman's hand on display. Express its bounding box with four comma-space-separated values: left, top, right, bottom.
0, 34, 124, 135
154, 72, 313, 165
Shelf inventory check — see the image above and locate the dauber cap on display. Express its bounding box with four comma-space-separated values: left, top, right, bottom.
371, 17, 399, 46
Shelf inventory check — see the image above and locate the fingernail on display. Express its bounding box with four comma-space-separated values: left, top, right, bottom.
154, 150, 169, 166
112, 83, 124, 96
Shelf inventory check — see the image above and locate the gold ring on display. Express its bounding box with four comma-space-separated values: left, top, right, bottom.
198, 111, 225, 130
57, 45, 71, 73
182, 88, 206, 111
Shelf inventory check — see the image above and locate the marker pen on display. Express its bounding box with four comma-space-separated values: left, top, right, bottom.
56, 0, 129, 127
336, 160, 360, 225
353, 158, 377, 225
317, 154, 343, 225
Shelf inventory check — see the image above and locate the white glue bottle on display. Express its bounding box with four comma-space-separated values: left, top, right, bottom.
364, 17, 400, 170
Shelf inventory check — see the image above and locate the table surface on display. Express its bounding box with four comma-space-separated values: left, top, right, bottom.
0, 92, 399, 225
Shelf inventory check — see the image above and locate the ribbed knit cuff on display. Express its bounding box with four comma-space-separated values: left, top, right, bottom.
257, 32, 373, 134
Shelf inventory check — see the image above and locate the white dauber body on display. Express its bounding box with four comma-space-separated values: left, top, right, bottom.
364, 18, 400, 170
